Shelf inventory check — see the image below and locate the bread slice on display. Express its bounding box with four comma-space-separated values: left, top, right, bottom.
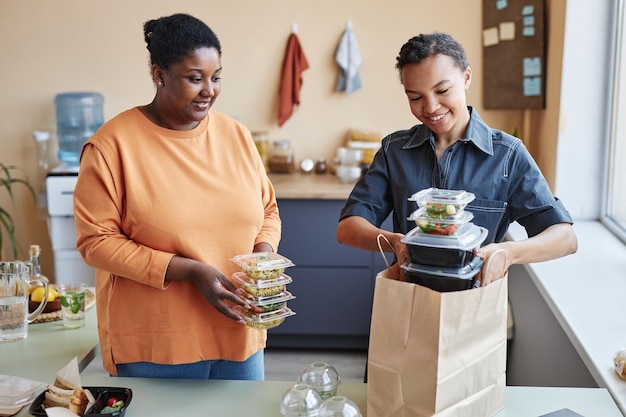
69, 389, 88, 416
54, 375, 80, 391
43, 384, 73, 408
42, 382, 89, 415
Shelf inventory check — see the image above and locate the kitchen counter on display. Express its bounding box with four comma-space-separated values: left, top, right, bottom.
3, 312, 624, 417
268, 172, 356, 200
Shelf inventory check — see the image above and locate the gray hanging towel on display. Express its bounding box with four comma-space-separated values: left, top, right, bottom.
335, 20, 363, 95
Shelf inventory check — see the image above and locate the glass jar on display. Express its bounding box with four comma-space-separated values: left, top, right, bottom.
315, 158, 327, 174
269, 140, 295, 173
252, 131, 270, 172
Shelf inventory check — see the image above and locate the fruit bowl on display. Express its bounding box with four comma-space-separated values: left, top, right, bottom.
28, 286, 62, 314
28, 297, 61, 314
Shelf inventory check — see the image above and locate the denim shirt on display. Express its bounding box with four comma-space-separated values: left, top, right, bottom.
339, 108, 573, 244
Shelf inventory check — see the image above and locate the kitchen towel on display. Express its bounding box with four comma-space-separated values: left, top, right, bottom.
278, 32, 309, 127
335, 21, 363, 95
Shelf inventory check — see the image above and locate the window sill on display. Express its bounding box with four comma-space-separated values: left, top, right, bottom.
507, 221, 626, 414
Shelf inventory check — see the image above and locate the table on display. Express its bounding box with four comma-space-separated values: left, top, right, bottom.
2, 283, 624, 417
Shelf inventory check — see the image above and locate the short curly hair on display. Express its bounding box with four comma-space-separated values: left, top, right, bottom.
143, 13, 221, 69
395, 33, 469, 79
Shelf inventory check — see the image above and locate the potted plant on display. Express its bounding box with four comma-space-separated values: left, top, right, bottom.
0, 162, 36, 259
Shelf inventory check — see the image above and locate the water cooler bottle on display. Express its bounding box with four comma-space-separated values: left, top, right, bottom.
46, 92, 103, 286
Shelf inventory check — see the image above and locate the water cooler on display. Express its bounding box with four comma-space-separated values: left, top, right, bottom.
44, 92, 103, 286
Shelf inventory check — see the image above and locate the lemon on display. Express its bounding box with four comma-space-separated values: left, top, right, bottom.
30, 286, 58, 302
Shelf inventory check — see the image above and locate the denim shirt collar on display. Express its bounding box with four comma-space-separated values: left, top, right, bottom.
402, 107, 494, 155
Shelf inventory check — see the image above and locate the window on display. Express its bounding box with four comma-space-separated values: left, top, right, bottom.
605, 0, 626, 243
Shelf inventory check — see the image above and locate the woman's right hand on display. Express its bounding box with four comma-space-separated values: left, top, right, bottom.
165, 256, 251, 324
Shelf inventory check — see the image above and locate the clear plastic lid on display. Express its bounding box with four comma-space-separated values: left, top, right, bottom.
408, 187, 476, 215
299, 362, 341, 399
239, 305, 296, 330
401, 256, 484, 280
0, 375, 47, 406
319, 396, 363, 417
408, 208, 474, 235
232, 271, 292, 288
246, 290, 295, 306
402, 224, 488, 250
280, 383, 324, 417
231, 252, 295, 279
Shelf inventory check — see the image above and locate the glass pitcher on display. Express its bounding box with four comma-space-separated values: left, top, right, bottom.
0, 261, 49, 342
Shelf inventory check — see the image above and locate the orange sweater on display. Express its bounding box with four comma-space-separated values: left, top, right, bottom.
74, 108, 281, 376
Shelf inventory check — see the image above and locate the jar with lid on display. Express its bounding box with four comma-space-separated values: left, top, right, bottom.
252, 131, 270, 172
269, 140, 295, 173
315, 158, 327, 174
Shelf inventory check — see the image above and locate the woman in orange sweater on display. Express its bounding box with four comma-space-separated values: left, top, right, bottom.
73, 13, 281, 380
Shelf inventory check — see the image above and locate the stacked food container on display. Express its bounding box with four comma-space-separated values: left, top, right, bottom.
231, 252, 296, 329
401, 188, 488, 292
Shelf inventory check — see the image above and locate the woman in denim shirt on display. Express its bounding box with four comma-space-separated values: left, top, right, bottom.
337, 33, 577, 284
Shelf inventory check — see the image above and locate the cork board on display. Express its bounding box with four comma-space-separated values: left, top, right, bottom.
482, 0, 545, 109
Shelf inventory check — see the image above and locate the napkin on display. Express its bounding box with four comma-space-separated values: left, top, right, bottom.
44, 358, 95, 417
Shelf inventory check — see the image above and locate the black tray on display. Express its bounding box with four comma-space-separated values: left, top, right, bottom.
29, 386, 132, 417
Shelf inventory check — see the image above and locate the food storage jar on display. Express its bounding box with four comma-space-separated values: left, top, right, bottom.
270, 140, 295, 173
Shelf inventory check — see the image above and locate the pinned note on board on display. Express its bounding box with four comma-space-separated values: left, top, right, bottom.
483, 27, 500, 46
500, 22, 516, 41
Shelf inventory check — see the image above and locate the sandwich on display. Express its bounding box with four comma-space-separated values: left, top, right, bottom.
42, 376, 89, 415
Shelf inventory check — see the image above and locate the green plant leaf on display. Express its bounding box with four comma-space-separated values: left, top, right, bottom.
0, 162, 36, 259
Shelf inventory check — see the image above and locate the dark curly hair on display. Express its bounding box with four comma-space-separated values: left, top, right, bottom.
143, 13, 221, 69
395, 33, 469, 79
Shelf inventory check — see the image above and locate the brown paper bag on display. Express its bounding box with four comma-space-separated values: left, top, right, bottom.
367, 266, 508, 417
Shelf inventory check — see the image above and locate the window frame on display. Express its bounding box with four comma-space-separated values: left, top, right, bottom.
602, 0, 626, 244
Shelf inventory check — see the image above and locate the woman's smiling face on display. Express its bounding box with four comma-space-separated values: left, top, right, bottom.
401, 54, 472, 142
157, 46, 222, 130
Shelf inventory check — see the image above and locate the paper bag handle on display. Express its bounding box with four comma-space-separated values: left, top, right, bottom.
480, 248, 508, 285
376, 234, 396, 270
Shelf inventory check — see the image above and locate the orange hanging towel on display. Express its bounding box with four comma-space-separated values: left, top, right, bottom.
278, 33, 309, 127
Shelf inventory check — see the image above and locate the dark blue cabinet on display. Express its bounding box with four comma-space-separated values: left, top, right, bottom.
268, 199, 390, 350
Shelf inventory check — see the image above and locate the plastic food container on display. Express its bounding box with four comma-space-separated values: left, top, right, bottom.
231, 252, 295, 280
29, 386, 132, 417
298, 362, 341, 400
319, 396, 363, 417
408, 187, 476, 216
402, 224, 488, 267
232, 272, 292, 298
408, 207, 474, 235
280, 383, 324, 417
401, 257, 484, 292
0, 375, 46, 408
246, 290, 295, 313
239, 305, 295, 330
